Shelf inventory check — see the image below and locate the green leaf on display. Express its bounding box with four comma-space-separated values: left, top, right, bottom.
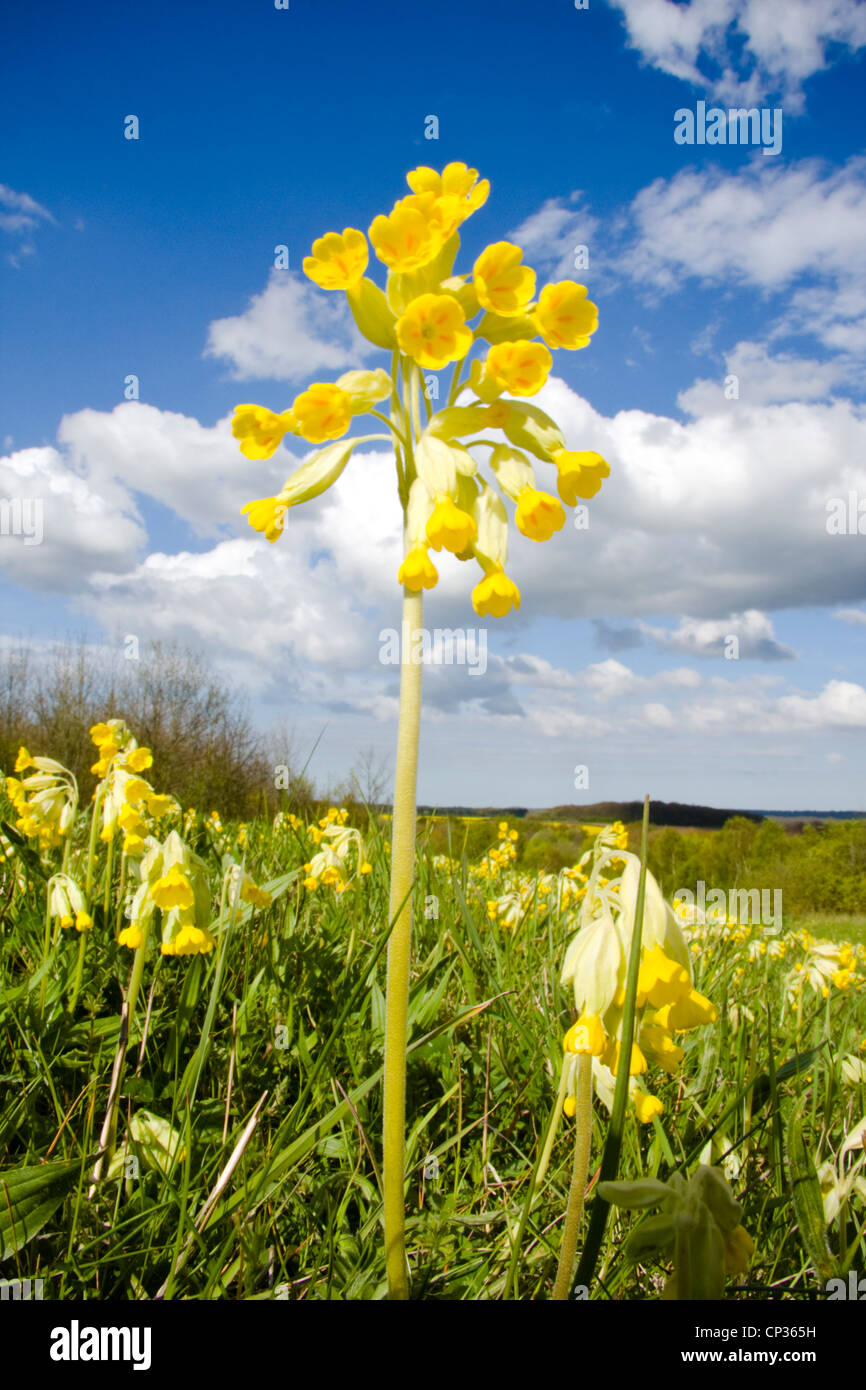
786, 1103, 838, 1283
0, 1159, 80, 1260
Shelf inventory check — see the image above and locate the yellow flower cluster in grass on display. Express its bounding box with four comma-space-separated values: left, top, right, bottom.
231, 162, 609, 620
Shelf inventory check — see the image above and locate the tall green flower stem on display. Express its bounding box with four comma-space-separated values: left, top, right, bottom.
552, 1054, 593, 1300
88, 936, 148, 1195
382, 583, 424, 1300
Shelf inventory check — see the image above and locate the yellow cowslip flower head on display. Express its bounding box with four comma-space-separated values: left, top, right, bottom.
125, 747, 153, 773
146, 793, 176, 820
473, 242, 536, 316
396, 293, 473, 369
117, 923, 144, 949
398, 542, 438, 592
554, 449, 610, 504
8, 753, 78, 850
564, 1013, 606, 1056
483, 341, 552, 398
163, 919, 217, 956
291, 382, 353, 443
369, 198, 444, 272
235, 163, 608, 626
151, 865, 195, 911
639, 1023, 685, 1075
559, 827, 715, 1114
241, 496, 287, 543
303, 228, 368, 290
232, 405, 296, 460
602, 1037, 648, 1076
406, 162, 489, 224
533, 281, 598, 349
632, 1087, 664, 1124
426, 496, 477, 554
48, 873, 90, 930
472, 565, 521, 618
515, 486, 566, 542
652, 988, 718, 1032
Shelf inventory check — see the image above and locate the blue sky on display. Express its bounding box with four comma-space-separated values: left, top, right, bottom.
2, 0, 866, 810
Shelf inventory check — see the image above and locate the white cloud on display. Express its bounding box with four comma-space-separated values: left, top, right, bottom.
0, 184, 56, 235
679, 341, 861, 414
608, 0, 866, 110
835, 607, 866, 625
0, 445, 145, 590
204, 271, 375, 382
637, 611, 796, 660
506, 194, 600, 280
0, 184, 56, 266
624, 158, 866, 301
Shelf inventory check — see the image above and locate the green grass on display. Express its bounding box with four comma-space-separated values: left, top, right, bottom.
1, 807, 864, 1300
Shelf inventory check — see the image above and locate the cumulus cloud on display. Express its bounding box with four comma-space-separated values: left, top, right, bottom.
636, 611, 796, 661
204, 271, 375, 381
607, 0, 866, 110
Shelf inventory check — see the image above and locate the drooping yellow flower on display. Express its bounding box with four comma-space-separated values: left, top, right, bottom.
232, 405, 296, 460
398, 542, 439, 592
563, 1013, 606, 1056
14, 747, 34, 773
241, 496, 287, 543
632, 1088, 664, 1124
484, 341, 552, 397
369, 199, 444, 272
533, 281, 598, 349
303, 228, 368, 289
515, 486, 565, 542
653, 988, 718, 1032
118, 923, 144, 949
126, 747, 153, 773
396, 294, 473, 370
472, 566, 521, 618
639, 1023, 685, 1074
291, 383, 354, 443
151, 866, 196, 911
426, 497, 477, 554
637, 943, 692, 1009
473, 242, 536, 316
554, 449, 610, 504
162, 920, 217, 956
602, 1038, 648, 1076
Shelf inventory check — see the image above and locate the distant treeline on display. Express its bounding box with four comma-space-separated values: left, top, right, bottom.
647, 815, 866, 918
540, 801, 764, 829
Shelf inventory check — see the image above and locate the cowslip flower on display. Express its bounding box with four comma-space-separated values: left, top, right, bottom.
396, 293, 473, 369
472, 341, 553, 399
232, 405, 296, 460
559, 825, 717, 1124
303, 228, 368, 290
533, 281, 598, 350
473, 242, 536, 316
230, 165, 614, 1302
